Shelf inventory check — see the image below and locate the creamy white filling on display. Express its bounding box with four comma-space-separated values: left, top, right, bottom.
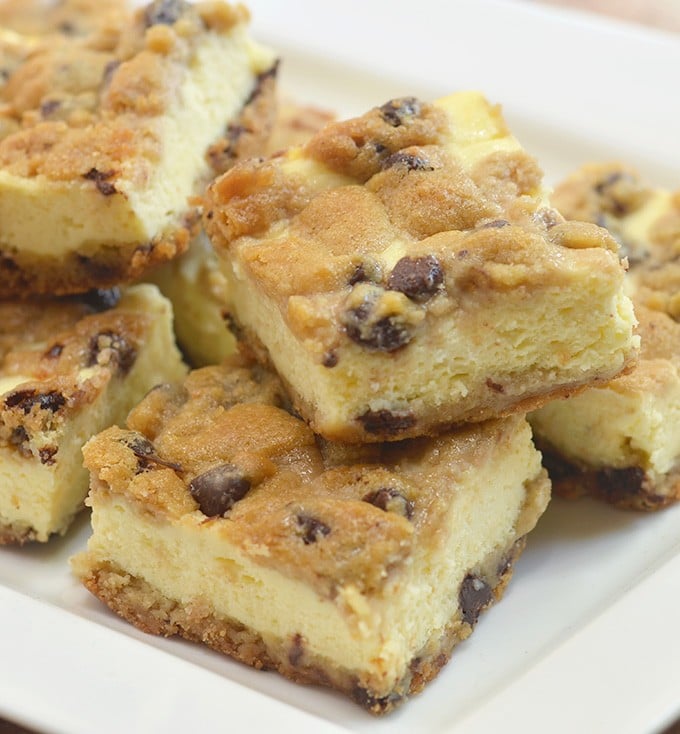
530, 360, 680, 476
0, 285, 186, 539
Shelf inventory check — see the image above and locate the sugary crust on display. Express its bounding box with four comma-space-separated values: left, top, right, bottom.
77, 537, 526, 714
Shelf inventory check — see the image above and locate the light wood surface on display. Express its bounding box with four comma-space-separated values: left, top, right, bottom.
532, 0, 680, 32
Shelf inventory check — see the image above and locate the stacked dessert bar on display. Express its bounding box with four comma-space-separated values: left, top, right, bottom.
531, 163, 680, 509
73, 88, 639, 712
0, 0, 276, 542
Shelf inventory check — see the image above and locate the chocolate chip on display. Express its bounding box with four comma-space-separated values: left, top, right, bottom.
479, 219, 510, 229
357, 408, 416, 436
9, 426, 29, 453
76, 254, 118, 281
87, 330, 136, 374
387, 255, 443, 302
382, 151, 434, 171
348, 264, 369, 286
533, 208, 561, 229
83, 168, 117, 196
363, 488, 414, 519
295, 514, 330, 545
351, 685, 401, 714
125, 435, 182, 473
459, 574, 493, 626
322, 351, 338, 368
288, 633, 304, 667
58, 20, 76, 35
44, 343, 64, 359
593, 172, 639, 217
599, 466, 646, 499
244, 60, 280, 106
39, 446, 58, 465
144, 0, 188, 26
102, 60, 120, 86
40, 99, 61, 118
485, 378, 504, 393
222, 312, 244, 340
5, 390, 66, 414
346, 311, 411, 351
379, 97, 421, 127
189, 463, 251, 517
81, 287, 121, 313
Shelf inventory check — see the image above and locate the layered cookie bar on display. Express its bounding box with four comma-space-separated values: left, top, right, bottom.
0, 284, 186, 543
0, 0, 276, 297
531, 164, 680, 509
149, 101, 334, 366
204, 91, 638, 442
73, 359, 550, 714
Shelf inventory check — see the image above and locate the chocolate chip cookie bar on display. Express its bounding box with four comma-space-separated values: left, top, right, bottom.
149, 101, 334, 366
531, 164, 680, 509
204, 91, 639, 442
72, 358, 550, 714
0, 0, 276, 297
0, 284, 186, 543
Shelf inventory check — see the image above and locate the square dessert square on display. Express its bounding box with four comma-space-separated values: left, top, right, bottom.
0, 284, 186, 543
204, 91, 638, 442
531, 164, 680, 509
73, 358, 550, 714
0, 0, 276, 297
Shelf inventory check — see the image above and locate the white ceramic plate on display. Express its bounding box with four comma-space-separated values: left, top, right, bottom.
2, 2, 680, 732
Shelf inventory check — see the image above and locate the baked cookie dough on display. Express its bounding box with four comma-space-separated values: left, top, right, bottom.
0, 284, 186, 543
203, 91, 639, 442
0, 0, 276, 297
73, 358, 550, 714
531, 164, 680, 510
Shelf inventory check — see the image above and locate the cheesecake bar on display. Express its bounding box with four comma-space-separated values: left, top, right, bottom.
203, 91, 639, 442
0, 284, 186, 543
149, 101, 334, 366
73, 359, 550, 714
531, 164, 680, 510
0, 0, 276, 297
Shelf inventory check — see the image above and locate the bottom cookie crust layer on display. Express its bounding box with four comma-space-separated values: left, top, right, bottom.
539, 443, 680, 511
78, 538, 525, 715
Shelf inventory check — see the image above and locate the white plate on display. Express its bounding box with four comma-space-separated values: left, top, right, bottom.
2, 2, 680, 732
